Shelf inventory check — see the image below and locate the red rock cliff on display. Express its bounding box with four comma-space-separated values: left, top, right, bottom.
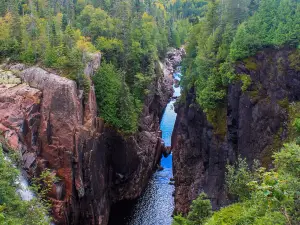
0, 52, 173, 224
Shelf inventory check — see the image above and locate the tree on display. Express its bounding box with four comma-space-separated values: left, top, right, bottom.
173, 193, 212, 225
0, 144, 51, 225
93, 62, 140, 133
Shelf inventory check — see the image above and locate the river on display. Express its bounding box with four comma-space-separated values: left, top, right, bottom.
109, 68, 181, 225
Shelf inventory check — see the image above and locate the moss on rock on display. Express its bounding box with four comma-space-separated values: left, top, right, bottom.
243, 57, 257, 71
206, 106, 227, 138
240, 74, 252, 92
288, 50, 300, 72
277, 97, 289, 109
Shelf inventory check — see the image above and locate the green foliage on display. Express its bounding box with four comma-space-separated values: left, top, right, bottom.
0, 7, 97, 97
293, 118, 300, 134
181, 0, 300, 120
31, 169, 58, 211
277, 98, 289, 109
95, 37, 124, 63
187, 193, 213, 224
205, 201, 287, 225
273, 142, 300, 177
289, 50, 300, 72
226, 157, 258, 200
240, 74, 252, 92
170, 19, 192, 48
181, 0, 249, 115
176, 142, 300, 225
173, 214, 190, 225
243, 58, 257, 71
173, 193, 212, 225
205, 107, 227, 137
0, 0, 208, 133
0, 144, 51, 225
93, 62, 140, 133
78, 5, 116, 41
230, 0, 300, 61
229, 23, 261, 61
77, 74, 91, 102
133, 72, 152, 98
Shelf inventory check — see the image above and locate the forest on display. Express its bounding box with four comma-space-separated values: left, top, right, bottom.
181, 0, 300, 130
0, 0, 204, 223
1, 0, 300, 224
0, 0, 205, 133
173, 0, 300, 224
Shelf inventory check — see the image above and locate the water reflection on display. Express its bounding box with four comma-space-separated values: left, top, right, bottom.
117, 155, 174, 225
109, 70, 181, 225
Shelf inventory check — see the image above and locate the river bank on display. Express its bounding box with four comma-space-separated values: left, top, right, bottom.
109, 53, 183, 225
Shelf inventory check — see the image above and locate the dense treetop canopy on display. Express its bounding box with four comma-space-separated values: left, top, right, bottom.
1, 0, 300, 224
0, 0, 206, 133
173, 0, 300, 224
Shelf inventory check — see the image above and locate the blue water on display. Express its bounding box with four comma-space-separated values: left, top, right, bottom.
109, 70, 181, 225
160, 99, 177, 147
174, 73, 182, 82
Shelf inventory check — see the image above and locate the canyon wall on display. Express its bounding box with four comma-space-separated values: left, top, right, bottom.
0, 49, 183, 224
172, 48, 300, 214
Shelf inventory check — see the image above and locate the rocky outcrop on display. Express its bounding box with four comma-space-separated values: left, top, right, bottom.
161, 48, 186, 102
164, 48, 185, 75
172, 48, 300, 214
1, 62, 100, 223
0, 80, 41, 164
0, 48, 182, 224
108, 49, 185, 209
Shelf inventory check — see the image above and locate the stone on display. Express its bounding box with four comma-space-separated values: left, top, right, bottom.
23, 152, 36, 169
172, 48, 298, 214
157, 165, 164, 171
0, 48, 179, 225
0, 84, 42, 152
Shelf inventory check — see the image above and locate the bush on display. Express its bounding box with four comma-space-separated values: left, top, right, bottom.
93, 62, 140, 133
176, 142, 300, 225
0, 144, 51, 225
273, 142, 300, 177
240, 74, 252, 92
187, 193, 212, 224
225, 157, 256, 200
173, 193, 212, 225
293, 118, 300, 134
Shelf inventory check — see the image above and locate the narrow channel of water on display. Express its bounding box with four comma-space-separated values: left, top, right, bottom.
109, 68, 181, 225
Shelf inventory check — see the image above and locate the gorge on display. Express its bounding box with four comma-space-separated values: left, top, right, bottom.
172, 47, 300, 213
1, 0, 300, 224
109, 65, 182, 225
0, 48, 184, 225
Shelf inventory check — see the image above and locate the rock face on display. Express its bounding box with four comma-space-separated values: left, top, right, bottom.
1, 62, 100, 223
164, 48, 186, 75
0, 48, 181, 224
0, 82, 41, 160
161, 48, 186, 99
172, 48, 300, 214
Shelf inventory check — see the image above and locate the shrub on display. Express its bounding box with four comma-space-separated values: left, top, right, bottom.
173, 193, 212, 225
187, 193, 212, 225
240, 74, 252, 92
273, 142, 300, 177
293, 118, 300, 134
225, 157, 255, 200
93, 62, 140, 133
0, 143, 51, 224
176, 142, 300, 225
